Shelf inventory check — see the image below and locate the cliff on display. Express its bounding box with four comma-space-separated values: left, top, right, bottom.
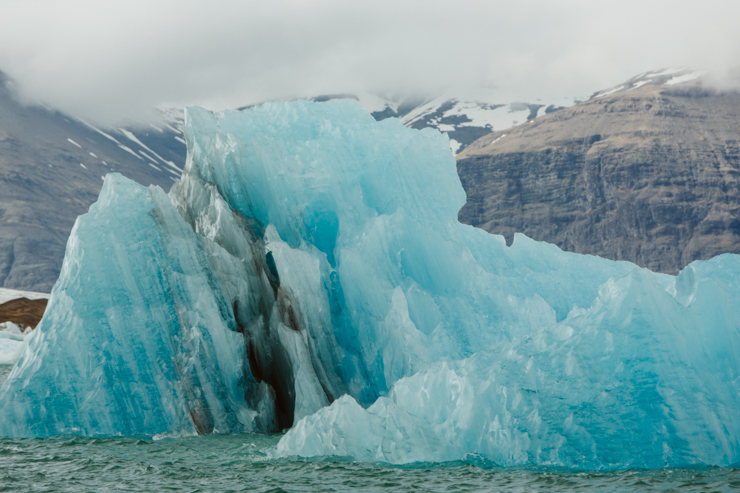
457, 77, 740, 274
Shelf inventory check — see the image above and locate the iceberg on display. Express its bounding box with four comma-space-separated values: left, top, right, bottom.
276, 259, 740, 468
1, 100, 739, 468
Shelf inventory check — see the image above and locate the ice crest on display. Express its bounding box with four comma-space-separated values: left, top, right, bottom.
1, 101, 739, 469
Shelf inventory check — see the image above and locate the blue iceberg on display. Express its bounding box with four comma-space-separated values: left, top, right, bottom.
1, 101, 739, 469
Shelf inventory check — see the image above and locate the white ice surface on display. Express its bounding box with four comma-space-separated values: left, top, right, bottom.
0, 322, 28, 366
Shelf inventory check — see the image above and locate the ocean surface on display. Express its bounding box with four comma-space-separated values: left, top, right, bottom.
2, 366, 739, 493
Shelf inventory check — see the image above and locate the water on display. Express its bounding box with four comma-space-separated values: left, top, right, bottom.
0, 432, 738, 493
2, 365, 739, 493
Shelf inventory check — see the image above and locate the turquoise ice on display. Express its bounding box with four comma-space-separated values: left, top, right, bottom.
1, 101, 739, 468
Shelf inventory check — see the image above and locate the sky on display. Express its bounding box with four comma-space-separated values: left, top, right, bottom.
1, 0, 739, 125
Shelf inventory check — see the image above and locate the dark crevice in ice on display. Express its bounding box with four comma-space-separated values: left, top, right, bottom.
241, 246, 298, 429
264, 251, 280, 296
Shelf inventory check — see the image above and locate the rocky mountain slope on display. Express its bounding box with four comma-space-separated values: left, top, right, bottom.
457, 69, 740, 274
0, 73, 186, 292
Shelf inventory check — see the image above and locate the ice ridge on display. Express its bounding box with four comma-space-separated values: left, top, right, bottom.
0, 101, 739, 469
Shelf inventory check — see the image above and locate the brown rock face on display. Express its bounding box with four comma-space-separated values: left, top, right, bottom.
0, 297, 48, 329
456, 82, 740, 274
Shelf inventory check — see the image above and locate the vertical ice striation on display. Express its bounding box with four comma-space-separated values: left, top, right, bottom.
276, 257, 740, 468
1, 101, 739, 469
0, 175, 269, 436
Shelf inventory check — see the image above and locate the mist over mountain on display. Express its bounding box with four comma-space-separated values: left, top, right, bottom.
2, 0, 739, 127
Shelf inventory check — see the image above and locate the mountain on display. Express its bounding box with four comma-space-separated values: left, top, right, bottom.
457, 68, 740, 274
0, 73, 186, 292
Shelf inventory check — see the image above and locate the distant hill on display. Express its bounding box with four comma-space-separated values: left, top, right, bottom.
457, 69, 740, 274
0, 72, 186, 291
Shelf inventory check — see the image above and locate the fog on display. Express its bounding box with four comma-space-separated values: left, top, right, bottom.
1, 0, 738, 124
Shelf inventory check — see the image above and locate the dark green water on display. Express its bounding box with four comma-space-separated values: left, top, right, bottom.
2, 367, 739, 492
2, 434, 739, 492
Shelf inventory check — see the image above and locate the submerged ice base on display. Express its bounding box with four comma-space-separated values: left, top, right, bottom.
1, 101, 739, 468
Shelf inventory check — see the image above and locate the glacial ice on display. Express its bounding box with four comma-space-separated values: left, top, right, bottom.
1, 100, 739, 469
0, 322, 27, 365
276, 258, 740, 468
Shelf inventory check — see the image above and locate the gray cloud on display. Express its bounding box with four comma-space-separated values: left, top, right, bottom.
1, 0, 739, 124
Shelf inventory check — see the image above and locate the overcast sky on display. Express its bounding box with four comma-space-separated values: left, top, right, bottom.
1, 0, 739, 125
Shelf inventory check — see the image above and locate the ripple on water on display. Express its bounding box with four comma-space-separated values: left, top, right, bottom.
0, 434, 738, 492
